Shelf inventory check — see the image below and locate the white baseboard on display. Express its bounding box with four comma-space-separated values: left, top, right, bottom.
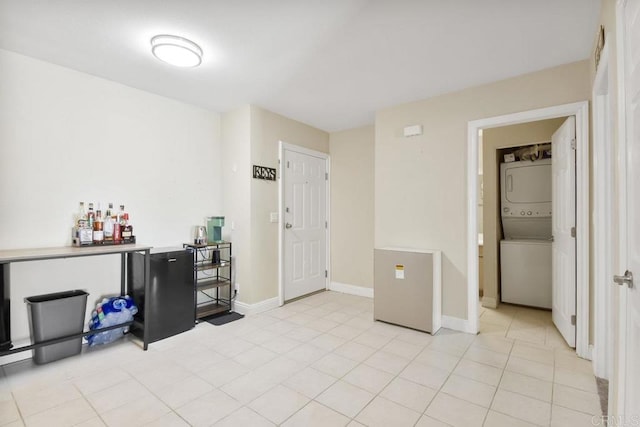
328, 281, 374, 298
441, 315, 475, 334
234, 297, 280, 316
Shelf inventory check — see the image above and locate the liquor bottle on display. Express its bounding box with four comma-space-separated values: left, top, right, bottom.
76, 202, 87, 228
73, 201, 93, 246
122, 212, 133, 243
118, 205, 126, 226
104, 203, 114, 242
93, 208, 104, 244
87, 203, 95, 229
113, 219, 122, 244
112, 206, 121, 243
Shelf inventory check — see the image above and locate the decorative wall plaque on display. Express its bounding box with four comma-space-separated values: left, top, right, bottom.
253, 165, 277, 181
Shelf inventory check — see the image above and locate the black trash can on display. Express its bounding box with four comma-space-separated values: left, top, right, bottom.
25, 290, 88, 364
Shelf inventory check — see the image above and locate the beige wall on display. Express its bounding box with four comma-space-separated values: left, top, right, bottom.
375, 60, 591, 320
249, 106, 329, 303
329, 125, 375, 288
481, 118, 566, 307
223, 106, 329, 305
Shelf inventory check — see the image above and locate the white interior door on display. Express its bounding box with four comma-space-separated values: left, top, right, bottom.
592, 40, 614, 380
551, 116, 576, 347
283, 147, 327, 301
616, 0, 640, 419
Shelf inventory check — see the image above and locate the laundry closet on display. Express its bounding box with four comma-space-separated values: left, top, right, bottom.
479, 117, 569, 310
499, 146, 552, 308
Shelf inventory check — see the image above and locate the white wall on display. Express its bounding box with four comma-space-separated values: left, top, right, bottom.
0, 49, 222, 352
221, 106, 252, 303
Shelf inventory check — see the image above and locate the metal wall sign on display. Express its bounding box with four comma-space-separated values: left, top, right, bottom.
253, 165, 276, 181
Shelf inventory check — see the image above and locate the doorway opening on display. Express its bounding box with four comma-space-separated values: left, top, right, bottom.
478, 120, 563, 304
467, 101, 590, 359
477, 117, 574, 346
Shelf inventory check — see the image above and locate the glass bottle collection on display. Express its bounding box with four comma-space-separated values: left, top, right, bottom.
73, 202, 134, 246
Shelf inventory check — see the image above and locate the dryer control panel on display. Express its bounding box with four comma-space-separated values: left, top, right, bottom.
500, 159, 552, 218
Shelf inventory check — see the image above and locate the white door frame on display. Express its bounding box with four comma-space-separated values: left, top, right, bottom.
278, 141, 331, 305
592, 40, 614, 379
467, 101, 590, 359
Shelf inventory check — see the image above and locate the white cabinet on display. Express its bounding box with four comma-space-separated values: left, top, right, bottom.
374, 247, 441, 334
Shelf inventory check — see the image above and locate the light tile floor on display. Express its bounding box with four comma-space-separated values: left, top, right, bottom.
0, 292, 602, 426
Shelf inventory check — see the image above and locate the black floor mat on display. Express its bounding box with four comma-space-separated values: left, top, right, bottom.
201, 311, 244, 326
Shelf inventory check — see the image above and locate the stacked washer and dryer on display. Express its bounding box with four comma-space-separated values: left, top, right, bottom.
500, 158, 553, 309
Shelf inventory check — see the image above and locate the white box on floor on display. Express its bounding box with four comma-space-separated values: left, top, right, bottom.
374, 247, 441, 334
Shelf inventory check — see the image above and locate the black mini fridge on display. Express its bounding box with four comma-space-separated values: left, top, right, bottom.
129, 248, 195, 343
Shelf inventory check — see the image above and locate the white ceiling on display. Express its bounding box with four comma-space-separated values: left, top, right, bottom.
0, 0, 600, 132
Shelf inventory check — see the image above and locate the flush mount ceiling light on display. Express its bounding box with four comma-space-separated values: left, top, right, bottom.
151, 35, 203, 67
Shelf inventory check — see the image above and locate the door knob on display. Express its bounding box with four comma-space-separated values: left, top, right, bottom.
285, 223, 292, 229
614, 270, 634, 288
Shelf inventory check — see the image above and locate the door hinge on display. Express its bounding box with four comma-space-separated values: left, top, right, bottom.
571, 138, 576, 150
325, 172, 328, 180
325, 221, 328, 229
571, 315, 576, 326
287, 161, 290, 168
571, 227, 576, 238
325, 270, 328, 278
